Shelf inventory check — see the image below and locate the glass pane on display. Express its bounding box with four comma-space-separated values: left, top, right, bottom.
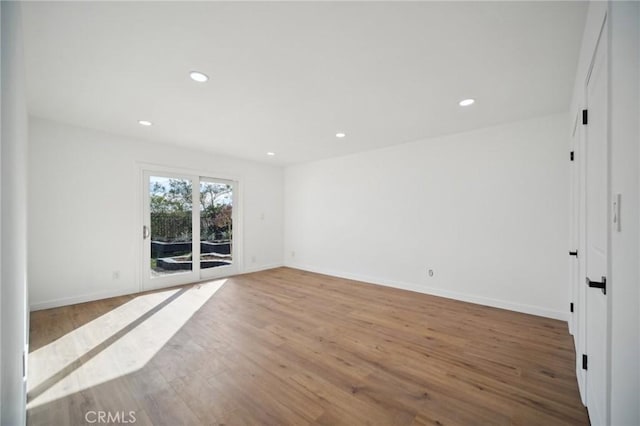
149, 176, 193, 278
200, 181, 233, 270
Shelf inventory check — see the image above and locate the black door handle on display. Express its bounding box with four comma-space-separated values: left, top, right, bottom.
569, 251, 578, 257
586, 276, 607, 295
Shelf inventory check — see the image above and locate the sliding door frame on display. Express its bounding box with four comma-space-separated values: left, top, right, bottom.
136, 162, 243, 292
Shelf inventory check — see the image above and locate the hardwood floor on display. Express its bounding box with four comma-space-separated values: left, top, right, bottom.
28, 267, 588, 425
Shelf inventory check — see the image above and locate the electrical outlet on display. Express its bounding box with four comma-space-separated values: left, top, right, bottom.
112, 271, 120, 280
291, 251, 296, 258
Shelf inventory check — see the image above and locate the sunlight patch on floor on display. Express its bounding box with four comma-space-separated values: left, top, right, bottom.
27, 279, 226, 409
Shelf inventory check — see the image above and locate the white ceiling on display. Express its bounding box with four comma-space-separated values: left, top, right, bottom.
22, 1, 587, 165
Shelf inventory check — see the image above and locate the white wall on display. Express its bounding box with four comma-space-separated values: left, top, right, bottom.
28, 117, 284, 309
1, 1, 29, 424
285, 113, 569, 320
608, 2, 640, 424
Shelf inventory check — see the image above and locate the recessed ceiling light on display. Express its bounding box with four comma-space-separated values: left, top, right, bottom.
189, 71, 209, 83
459, 98, 475, 107
267, 152, 275, 156
138, 120, 152, 126
336, 132, 346, 138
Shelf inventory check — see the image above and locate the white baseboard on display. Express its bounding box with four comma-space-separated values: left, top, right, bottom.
31, 262, 565, 321
29, 263, 285, 311
30, 287, 138, 311
285, 262, 568, 321
242, 262, 284, 274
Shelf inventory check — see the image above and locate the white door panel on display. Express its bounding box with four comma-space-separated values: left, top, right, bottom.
577, 114, 588, 406
570, 114, 587, 405
584, 19, 609, 426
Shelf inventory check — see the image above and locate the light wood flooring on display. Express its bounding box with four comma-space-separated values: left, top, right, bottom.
28, 267, 589, 425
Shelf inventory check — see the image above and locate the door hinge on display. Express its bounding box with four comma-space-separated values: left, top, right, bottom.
570, 302, 574, 313
569, 250, 578, 257
570, 151, 575, 161
582, 354, 588, 370
582, 109, 588, 125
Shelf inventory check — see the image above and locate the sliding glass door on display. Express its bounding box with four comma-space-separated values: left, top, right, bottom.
142, 170, 236, 290
199, 179, 234, 275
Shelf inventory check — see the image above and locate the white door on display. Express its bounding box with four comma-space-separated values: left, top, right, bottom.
569, 118, 579, 337
584, 21, 609, 426
572, 110, 588, 406
142, 170, 238, 290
